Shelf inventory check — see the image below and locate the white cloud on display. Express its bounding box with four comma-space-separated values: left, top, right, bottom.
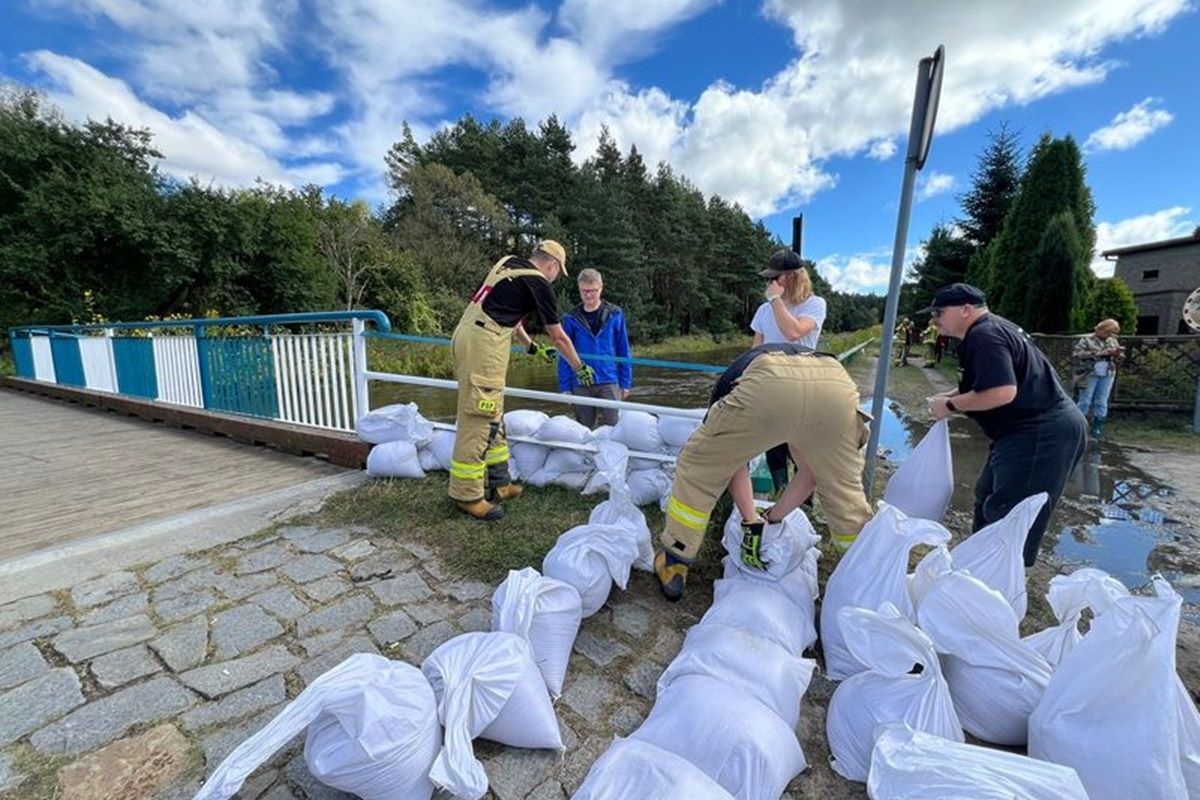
1084, 97, 1174, 152
1092, 206, 1196, 277
816, 245, 923, 294
916, 171, 956, 201
867, 138, 897, 160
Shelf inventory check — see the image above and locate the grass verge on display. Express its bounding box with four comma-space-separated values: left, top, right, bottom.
1105, 415, 1198, 452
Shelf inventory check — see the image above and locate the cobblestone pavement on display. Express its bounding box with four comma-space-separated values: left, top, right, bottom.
0, 522, 860, 800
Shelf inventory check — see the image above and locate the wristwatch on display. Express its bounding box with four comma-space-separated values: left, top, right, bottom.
945, 398, 959, 413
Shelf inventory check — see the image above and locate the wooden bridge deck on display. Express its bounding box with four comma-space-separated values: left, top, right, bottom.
0, 389, 348, 561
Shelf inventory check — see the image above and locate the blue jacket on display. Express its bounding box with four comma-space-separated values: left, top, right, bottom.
557, 301, 633, 391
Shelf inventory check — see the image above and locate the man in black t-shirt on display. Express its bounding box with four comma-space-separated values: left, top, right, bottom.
924, 284, 1087, 566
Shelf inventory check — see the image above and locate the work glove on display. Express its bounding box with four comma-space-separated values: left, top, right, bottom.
527, 341, 558, 362
740, 519, 769, 571
575, 364, 597, 387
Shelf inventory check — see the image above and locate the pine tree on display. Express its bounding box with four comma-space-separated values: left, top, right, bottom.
958, 124, 1021, 250
1024, 211, 1087, 333
908, 224, 975, 313
1086, 277, 1138, 333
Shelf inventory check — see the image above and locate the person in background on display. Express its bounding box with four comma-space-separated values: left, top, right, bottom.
1072, 319, 1123, 438
750, 249, 827, 491
922, 320, 939, 365
557, 268, 633, 428
895, 316, 914, 366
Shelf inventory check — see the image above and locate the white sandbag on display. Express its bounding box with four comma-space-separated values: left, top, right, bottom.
583, 439, 629, 495
591, 424, 614, 440
491, 568, 582, 699
628, 456, 664, 471
917, 571, 1051, 745
1021, 567, 1128, 667
610, 409, 662, 453
826, 604, 962, 782
195, 653, 439, 800
657, 623, 815, 729
511, 442, 550, 482
421, 632, 562, 800
535, 414, 593, 445
549, 471, 591, 490
1028, 579, 1191, 800
543, 448, 593, 475
721, 505, 820, 581
866, 724, 1089, 800
632, 674, 807, 800
504, 409, 549, 438
417, 429, 456, 472
821, 503, 951, 680
882, 419, 953, 522
698, 578, 817, 653
626, 468, 672, 506
356, 402, 435, 445
720, 552, 818, 625
588, 487, 653, 571
366, 440, 426, 479
543, 524, 640, 617
657, 413, 702, 450
906, 545, 951, 613
949, 492, 1048, 621
572, 737, 735, 800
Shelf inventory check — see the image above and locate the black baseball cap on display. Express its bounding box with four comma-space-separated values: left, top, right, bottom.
759, 249, 803, 278
918, 283, 987, 313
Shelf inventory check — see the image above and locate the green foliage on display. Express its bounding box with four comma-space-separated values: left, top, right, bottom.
958, 124, 1021, 249
906, 224, 975, 315
1024, 211, 1089, 333
1086, 277, 1138, 333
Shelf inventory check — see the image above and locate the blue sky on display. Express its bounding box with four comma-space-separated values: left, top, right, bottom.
3, 0, 1197, 293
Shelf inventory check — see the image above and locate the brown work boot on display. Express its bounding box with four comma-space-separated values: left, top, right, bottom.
456, 498, 505, 521
489, 483, 524, 502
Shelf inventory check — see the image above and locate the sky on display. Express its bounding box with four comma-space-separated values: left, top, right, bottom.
3, 0, 1198, 294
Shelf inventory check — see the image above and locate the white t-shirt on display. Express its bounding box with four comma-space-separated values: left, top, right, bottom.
751, 295, 827, 350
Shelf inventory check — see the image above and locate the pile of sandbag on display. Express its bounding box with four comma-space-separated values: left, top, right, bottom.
359, 403, 435, 479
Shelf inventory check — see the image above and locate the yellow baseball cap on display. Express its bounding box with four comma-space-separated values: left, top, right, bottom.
536, 239, 567, 275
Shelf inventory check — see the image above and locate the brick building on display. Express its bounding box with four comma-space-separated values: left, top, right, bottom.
1103, 233, 1200, 335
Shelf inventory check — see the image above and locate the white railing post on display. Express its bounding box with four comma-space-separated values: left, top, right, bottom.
104, 327, 117, 391
352, 318, 369, 422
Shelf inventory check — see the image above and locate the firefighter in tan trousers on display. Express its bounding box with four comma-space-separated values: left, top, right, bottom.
654, 343, 874, 600
449, 240, 597, 520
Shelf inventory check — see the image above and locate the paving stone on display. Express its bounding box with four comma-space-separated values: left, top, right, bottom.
421, 557, 450, 582
0, 594, 58, 631
154, 590, 218, 622
0, 615, 73, 649
181, 674, 286, 731
31, 676, 197, 755
216, 572, 278, 601
236, 545, 292, 575
445, 580, 490, 602
300, 576, 351, 603
648, 626, 684, 664
367, 609, 417, 645
329, 540, 376, 562
487, 746, 559, 800
622, 660, 660, 700
261, 785, 299, 800
573, 629, 631, 667
287, 529, 351, 554
559, 735, 610, 796
212, 604, 284, 660
457, 606, 492, 633
298, 631, 345, 658
280, 554, 341, 583
180, 645, 299, 699
285, 753, 356, 800
154, 568, 224, 601
251, 587, 310, 622
150, 617, 209, 672
58, 723, 192, 800
561, 674, 616, 719
611, 603, 654, 638
348, 552, 414, 582
528, 779, 567, 800
52, 614, 157, 662
0, 641, 50, 691
609, 705, 644, 736
0, 751, 21, 793
90, 645, 162, 689
202, 704, 288, 772
399, 540, 435, 560
277, 525, 319, 542
237, 769, 281, 800
298, 635, 379, 685
0, 667, 83, 746
82, 591, 150, 626
295, 594, 375, 638
71, 571, 140, 609
399, 620, 456, 663
369, 572, 432, 605
153, 776, 205, 800
144, 554, 209, 584
407, 600, 455, 625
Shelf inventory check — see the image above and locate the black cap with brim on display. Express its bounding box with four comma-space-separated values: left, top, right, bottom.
918, 282, 987, 314
760, 249, 802, 278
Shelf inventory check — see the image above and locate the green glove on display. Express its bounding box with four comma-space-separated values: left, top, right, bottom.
527, 342, 558, 362
576, 364, 597, 387
739, 519, 769, 571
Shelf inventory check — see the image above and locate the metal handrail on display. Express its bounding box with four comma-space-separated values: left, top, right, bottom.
8, 310, 392, 336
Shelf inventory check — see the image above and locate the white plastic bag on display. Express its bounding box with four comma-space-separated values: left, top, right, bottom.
698, 578, 816, 653
366, 441, 426, 479
356, 403, 435, 445
906, 545, 951, 613
720, 552, 818, 624
657, 413, 702, 450
195, 654, 439, 800
657, 623, 815, 729
867, 724, 1089, 800
949, 492, 1048, 621
504, 409, 549, 438
882, 420, 953, 522
421, 632, 562, 800
721, 505, 820, 581
535, 415, 593, 445
632, 674, 807, 800
543, 524, 640, 617
573, 737, 735, 800
611, 409, 663, 453
826, 604, 962, 782
1021, 567, 1128, 667
491, 568, 582, 699
917, 571, 1051, 745
582, 440, 630, 496
588, 487, 653, 571
417, 429, 456, 472
626, 468, 673, 507
821, 503, 951, 680
511, 442, 550, 481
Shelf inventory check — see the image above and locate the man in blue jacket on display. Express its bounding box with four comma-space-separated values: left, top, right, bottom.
557, 268, 633, 427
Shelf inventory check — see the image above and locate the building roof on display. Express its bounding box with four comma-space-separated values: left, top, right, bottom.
1102, 233, 1200, 258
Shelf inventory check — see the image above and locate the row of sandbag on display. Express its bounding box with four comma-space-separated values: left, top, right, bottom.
817, 493, 1200, 800
573, 503, 824, 800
